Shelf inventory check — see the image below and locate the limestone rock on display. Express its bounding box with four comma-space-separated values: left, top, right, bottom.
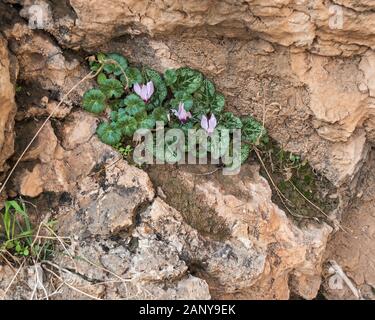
0, 35, 16, 173
1, 0, 375, 301
322, 152, 375, 300
359, 50, 375, 98
16, 112, 101, 197
3, 1, 375, 188
290, 52, 369, 141
13, 0, 375, 58
148, 165, 333, 299
52, 164, 209, 299
322, 131, 369, 187
57, 159, 155, 237
0, 5, 93, 119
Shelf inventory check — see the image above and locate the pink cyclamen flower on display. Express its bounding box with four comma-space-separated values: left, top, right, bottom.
134, 81, 154, 102
172, 102, 192, 124
201, 114, 217, 135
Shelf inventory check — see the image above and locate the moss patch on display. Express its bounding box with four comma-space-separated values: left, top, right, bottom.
257, 139, 339, 221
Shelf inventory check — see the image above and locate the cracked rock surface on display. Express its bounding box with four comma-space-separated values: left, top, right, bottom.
0, 0, 375, 300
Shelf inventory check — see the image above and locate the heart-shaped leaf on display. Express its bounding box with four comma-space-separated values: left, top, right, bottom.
100, 79, 124, 99
117, 116, 138, 137
123, 94, 146, 115
241, 116, 268, 145
212, 93, 225, 114
82, 89, 106, 114
97, 122, 122, 145
139, 116, 156, 129
134, 110, 148, 122
220, 112, 242, 129
103, 53, 128, 76
164, 69, 177, 86
145, 68, 167, 103
152, 107, 168, 123
172, 68, 203, 94
97, 73, 107, 85
121, 67, 143, 87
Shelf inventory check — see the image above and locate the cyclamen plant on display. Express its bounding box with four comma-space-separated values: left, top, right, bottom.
82, 52, 268, 166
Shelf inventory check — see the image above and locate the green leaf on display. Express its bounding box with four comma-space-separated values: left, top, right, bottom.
123, 94, 146, 115
134, 110, 147, 122
212, 93, 225, 114
89, 61, 101, 72
139, 117, 156, 129
196, 79, 215, 98
145, 102, 157, 112
121, 67, 143, 87
23, 247, 29, 256
225, 144, 251, 170
5, 241, 14, 249
172, 68, 203, 94
241, 116, 268, 145
100, 79, 124, 99
97, 53, 107, 64
152, 107, 168, 123
145, 68, 167, 103
117, 108, 128, 122
18, 230, 33, 237
108, 99, 122, 111
191, 79, 225, 115
220, 112, 242, 129
164, 69, 177, 86
97, 73, 107, 85
110, 111, 118, 121
15, 242, 22, 253
6, 200, 25, 214
240, 144, 251, 164
118, 116, 138, 137
170, 91, 194, 111
82, 89, 106, 114
3, 202, 12, 239
103, 53, 128, 76
97, 122, 122, 145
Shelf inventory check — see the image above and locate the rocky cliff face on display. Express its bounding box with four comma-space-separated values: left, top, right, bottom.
0, 34, 16, 174
18, 0, 375, 56
18, 0, 374, 187
0, 0, 374, 300
4, 0, 374, 187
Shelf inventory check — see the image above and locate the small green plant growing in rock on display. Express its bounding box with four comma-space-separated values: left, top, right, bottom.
82, 52, 268, 166
114, 143, 133, 157
0, 200, 56, 263
15, 85, 23, 93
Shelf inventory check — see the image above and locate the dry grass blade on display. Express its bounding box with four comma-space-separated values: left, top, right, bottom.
30, 263, 48, 300
77, 255, 132, 284
41, 223, 77, 271
288, 180, 349, 233
329, 260, 362, 299
42, 265, 102, 300
253, 147, 317, 221
0, 252, 16, 272
194, 167, 221, 176
88, 156, 122, 177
